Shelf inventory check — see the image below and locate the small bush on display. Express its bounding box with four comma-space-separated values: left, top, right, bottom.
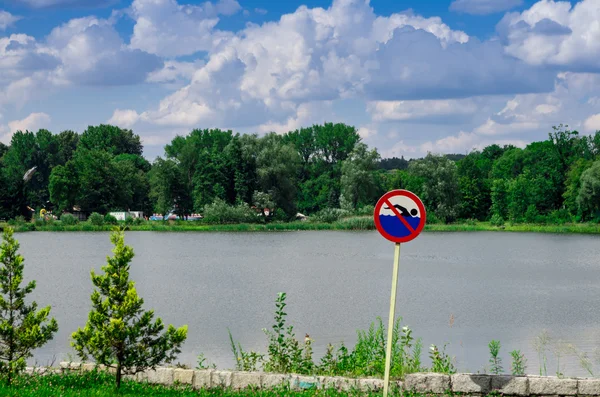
426, 212, 441, 224
104, 214, 118, 225
547, 208, 573, 225
490, 214, 504, 227
524, 204, 538, 224
88, 212, 104, 226
133, 217, 146, 226
34, 218, 44, 227
355, 205, 375, 216
125, 216, 134, 226
203, 199, 257, 224
311, 208, 351, 223
60, 213, 78, 225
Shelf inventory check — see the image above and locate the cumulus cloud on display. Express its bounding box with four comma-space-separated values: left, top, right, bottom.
146, 60, 204, 87
498, 0, 600, 71
127, 0, 557, 133
128, 0, 240, 57
366, 28, 555, 100
8, 112, 51, 135
367, 99, 479, 123
47, 16, 163, 85
584, 114, 600, 132
0, 10, 21, 30
450, 0, 522, 15
108, 109, 141, 129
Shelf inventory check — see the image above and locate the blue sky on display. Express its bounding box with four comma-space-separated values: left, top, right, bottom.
1, 0, 599, 160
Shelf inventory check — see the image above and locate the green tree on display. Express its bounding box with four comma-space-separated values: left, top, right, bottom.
409, 153, 460, 223
72, 229, 187, 388
340, 143, 381, 210
491, 179, 509, 220
257, 134, 301, 218
563, 159, 593, 216
0, 227, 58, 385
79, 125, 143, 156
577, 161, 600, 221
148, 158, 192, 217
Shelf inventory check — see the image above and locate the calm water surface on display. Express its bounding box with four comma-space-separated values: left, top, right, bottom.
16, 231, 600, 375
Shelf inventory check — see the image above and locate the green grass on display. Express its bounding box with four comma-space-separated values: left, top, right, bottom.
0, 371, 401, 396
3, 218, 600, 235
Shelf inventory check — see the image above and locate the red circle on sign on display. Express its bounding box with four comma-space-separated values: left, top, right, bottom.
373, 189, 427, 243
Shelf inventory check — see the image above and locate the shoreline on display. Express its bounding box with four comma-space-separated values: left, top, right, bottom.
3, 219, 600, 234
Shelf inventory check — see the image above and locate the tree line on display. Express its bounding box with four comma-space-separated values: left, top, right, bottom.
1, 123, 600, 224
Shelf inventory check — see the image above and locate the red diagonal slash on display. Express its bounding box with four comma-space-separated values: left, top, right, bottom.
384, 198, 415, 234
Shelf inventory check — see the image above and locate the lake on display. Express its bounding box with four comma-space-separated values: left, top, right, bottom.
16, 230, 600, 376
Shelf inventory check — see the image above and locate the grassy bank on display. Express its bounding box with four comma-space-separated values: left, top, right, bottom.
3, 217, 600, 234
2, 371, 399, 397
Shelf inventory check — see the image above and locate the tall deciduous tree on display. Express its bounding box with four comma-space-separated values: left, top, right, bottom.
0, 228, 58, 385
577, 160, 600, 221
340, 143, 381, 210
72, 229, 187, 388
409, 153, 460, 223
257, 134, 301, 218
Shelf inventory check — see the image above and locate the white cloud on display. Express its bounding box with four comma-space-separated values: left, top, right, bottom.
146, 60, 204, 87
127, 0, 556, 133
419, 131, 528, 154
357, 125, 376, 138
254, 8, 267, 15
128, 0, 239, 57
450, 0, 522, 15
0, 10, 21, 30
48, 16, 163, 85
367, 99, 479, 123
4, 112, 51, 143
498, 0, 600, 71
108, 109, 140, 129
584, 114, 600, 132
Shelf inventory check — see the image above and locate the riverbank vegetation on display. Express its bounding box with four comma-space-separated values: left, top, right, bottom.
1, 123, 600, 230
1, 370, 397, 397
1, 227, 599, 390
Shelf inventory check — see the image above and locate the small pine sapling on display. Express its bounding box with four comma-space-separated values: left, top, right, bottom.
0, 227, 58, 385
72, 229, 187, 388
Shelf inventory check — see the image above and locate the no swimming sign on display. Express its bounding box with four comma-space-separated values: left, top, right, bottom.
373, 189, 427, 397
374, 189, 426, 243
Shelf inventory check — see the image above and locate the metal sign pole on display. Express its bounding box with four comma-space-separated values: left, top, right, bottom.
383, 242, 401, 397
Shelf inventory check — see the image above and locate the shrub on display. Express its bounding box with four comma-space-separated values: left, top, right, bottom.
490, 214, 504, 227
426, 212, 441, 224
34, 218, 44, 227
355, 205, 375, 216
124, 216, 134, 226
311, 208, 351, 223
60, 214, 78, 225
0, 227, 58, 384
524, 204, 538, 224
133, 217, 146, 226
72, 229, 187, 388
88, 212, 104, 226
103, 214, 118, 225
202, 199, 257, 224
547, 208, 573, 225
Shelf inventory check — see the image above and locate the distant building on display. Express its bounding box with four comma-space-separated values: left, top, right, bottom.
109, 211, 144, 221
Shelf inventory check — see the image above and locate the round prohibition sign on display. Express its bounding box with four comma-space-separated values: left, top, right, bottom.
374, 189, 427, 243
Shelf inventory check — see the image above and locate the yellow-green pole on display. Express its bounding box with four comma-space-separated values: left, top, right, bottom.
383, 243, 401, 397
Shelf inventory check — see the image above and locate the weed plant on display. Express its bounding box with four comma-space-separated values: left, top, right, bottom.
488, 340, 503, 374
510, 350, 527, 376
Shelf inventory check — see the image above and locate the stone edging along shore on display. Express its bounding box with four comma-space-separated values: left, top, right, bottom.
24, 362, 600, 395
